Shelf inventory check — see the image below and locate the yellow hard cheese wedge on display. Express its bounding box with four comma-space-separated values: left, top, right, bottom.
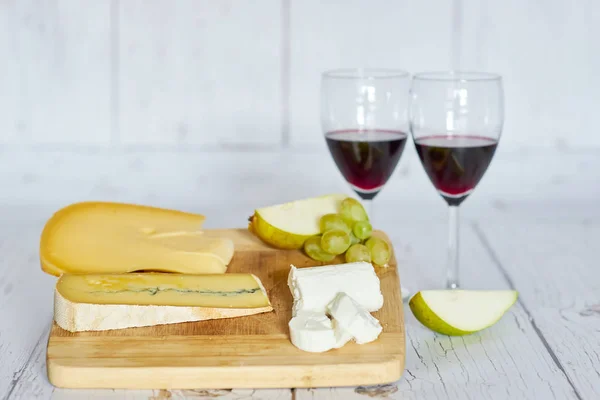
55, 273, 273, 332
40, 202, 234, 276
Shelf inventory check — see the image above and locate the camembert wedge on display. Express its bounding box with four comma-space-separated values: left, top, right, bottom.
41, 202, 234, 276
54, 273, 273, 332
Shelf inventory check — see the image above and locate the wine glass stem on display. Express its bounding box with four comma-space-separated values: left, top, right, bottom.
363, 199, 374, 223
447, 205, 460, 289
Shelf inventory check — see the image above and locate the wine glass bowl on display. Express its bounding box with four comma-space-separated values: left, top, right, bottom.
409, 71, 504, 288
320, 68, 411, 214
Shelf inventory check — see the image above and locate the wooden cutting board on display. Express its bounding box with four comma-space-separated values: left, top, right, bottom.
46, 229, 405, 389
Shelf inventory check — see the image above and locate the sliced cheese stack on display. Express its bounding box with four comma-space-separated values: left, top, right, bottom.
55, 273, 273, 332
40, 202, 234, 276
287, 262, 383, 353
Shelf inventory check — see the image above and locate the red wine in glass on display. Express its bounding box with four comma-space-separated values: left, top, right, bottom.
415, 135, 498, 206
325, 129, 408, 199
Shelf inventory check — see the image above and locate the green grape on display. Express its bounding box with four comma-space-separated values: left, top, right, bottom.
303, 236, 336, 262
319, 213, 351, 234
349, 231, 361, 245
340, 197, 369, 222
352, 220, 373, 240
321, 229, 351, 255
345, 244, 371, 263
365, 237, 391, 266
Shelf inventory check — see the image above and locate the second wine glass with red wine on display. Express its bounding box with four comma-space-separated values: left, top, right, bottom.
410, 71, 504, 289
320, 68, 410, 217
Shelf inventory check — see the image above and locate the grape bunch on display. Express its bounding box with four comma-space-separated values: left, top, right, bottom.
303, 198, 392, 266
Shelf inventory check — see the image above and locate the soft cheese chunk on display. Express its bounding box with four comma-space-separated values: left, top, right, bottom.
327, 292, 382, 344
332, 319, 353, 348
288, 312, 337, 353
55, 273, 272, 332
40, 202, 234, 276
288, 262, 383, 315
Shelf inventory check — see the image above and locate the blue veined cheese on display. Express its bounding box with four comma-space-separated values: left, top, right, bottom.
287, 262, 383, 315
54, 273, 273, 332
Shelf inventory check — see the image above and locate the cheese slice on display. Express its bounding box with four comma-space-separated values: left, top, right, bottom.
287, 312, 356, 353
40, 202, 234, 276
327, 292, 382, 344
288, 311, 338, 353
288, 262, 383, 315
55, 273, 273, 332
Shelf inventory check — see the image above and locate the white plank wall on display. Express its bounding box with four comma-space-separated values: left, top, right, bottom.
1, 0, 598, 149
0, 0, 112, 145
118, 0, 283, 147
458, 0, 600, 149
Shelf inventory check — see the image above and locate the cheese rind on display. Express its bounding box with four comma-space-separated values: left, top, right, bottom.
54, 273, 272, 332
40, 202, 234, 276
287, 262, 383, 315
327, 292, 382, 344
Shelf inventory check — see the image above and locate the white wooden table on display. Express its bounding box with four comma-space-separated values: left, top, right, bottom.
1, 148, 598, 400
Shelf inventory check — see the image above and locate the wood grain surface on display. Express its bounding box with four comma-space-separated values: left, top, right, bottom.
4, 149, 598, 399
46, 229, 405, 390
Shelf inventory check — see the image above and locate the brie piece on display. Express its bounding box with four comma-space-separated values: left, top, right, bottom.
327, 292, 382, 344
288, 311, 337, 353
287, 262, 383, 315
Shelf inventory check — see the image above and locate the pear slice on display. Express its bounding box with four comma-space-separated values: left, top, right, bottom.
409, 290, 518, 336
249, 194, 347, 249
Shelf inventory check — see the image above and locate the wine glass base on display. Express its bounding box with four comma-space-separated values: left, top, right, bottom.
441, 193, 470, 207
352, 188, 381, 201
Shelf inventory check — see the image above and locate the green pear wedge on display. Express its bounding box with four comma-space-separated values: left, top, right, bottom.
409, 290, 518, 336
249, 194, 347, 249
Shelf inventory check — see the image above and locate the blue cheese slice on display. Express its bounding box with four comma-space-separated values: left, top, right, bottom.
54, 273, 273, 332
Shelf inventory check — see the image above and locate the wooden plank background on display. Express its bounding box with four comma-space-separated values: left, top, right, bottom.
0, 0, 599, 149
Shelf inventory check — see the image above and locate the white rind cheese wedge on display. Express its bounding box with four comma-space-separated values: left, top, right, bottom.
54, 273, 273, 332
288, 262, 383, 315
328, 292, 382, 344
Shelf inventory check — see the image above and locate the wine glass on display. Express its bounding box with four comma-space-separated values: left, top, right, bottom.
409, 71, 504, 289
320, 68, 410, 219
